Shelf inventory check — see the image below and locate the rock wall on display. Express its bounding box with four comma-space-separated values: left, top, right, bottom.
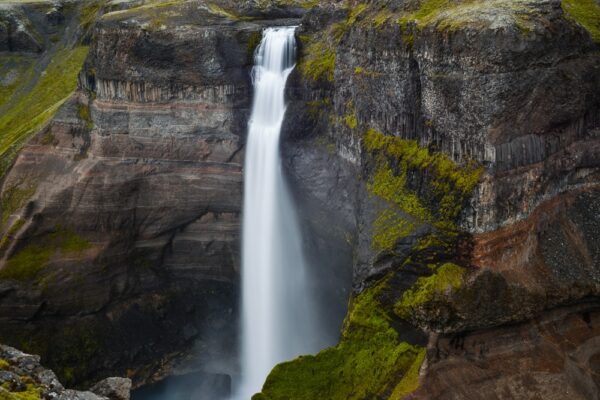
258, 0, 600, 398
1, 0, 263, 388
0, 0, 599, 398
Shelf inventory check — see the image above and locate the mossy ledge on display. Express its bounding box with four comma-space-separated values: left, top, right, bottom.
363, 129, 483, 254
0, 226, 91, 282
253, 276, 425, 400
395, 262, 466, 320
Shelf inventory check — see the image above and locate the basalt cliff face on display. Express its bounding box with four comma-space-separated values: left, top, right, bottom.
0, 0, 599, 399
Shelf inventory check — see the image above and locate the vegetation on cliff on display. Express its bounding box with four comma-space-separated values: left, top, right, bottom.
562, 0, 600, 42
0, 46, 89, 178
395, 262, 466, 319
0, 227, 91, 281
363, 129, 483, 253
254, 276, 425, 400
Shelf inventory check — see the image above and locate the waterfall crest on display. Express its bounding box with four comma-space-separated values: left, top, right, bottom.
236, 27, 319, 398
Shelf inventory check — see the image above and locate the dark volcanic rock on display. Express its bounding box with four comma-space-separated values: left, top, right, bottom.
0, 1, 304, 388
1, 0, 600, 398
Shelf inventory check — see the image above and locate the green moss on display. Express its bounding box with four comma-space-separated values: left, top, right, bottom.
77, 103, 93, 130
0, 245, 53, 282
389, 348, 426, 399
347, 3, 368, 26
1, 182, 37, 225
344, 112, 358, 129
395, 262, 465, 319
562, 0, 600, 42
256, 277, 425, 400
0, 226, 91, 281
398, 0, 451, 27
373, 8, 395, 27
0, 359, 9, 370
0, 385, 42, 400
298, 39, 336, 82
277, 0, 320, 9
372, 209, 417, 252
0, 46, 89, 179
0, 218, 26, 253
363, 129, 483, 253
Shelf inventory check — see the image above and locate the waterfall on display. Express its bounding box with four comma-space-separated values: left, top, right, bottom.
236, 27, 319, 398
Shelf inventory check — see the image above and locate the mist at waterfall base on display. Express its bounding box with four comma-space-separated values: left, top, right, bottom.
132, 27, 348, 400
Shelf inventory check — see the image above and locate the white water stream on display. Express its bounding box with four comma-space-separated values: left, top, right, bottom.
236, 27, 319, 398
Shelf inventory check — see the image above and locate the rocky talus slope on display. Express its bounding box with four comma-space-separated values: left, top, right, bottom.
0, 344, 131, 400
0, 0, 599, 399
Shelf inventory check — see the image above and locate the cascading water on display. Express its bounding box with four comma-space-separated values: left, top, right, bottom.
236, 27, 319, 398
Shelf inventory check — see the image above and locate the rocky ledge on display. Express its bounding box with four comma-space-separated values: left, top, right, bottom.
0, 344, 131, 400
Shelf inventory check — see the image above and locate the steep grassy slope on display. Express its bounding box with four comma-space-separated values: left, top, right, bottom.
0, 1, 100, 177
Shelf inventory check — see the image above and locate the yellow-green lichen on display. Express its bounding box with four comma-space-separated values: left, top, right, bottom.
255, 276, 425, 400
0, 359, 9, 370
0, 227, 91, 281
395, 262, 465, 319
562, 0, 600, 42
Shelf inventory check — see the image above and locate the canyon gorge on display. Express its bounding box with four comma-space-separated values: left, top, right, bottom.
0, 0, 599, 399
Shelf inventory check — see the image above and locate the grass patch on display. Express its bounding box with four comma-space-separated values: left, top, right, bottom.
562, 0, 600, 42
255, 277, 425, 400
397, 0, 538, 33
0, 46, 89, 178
0, 226, 91, 281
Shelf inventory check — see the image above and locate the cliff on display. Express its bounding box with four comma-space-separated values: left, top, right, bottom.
0, 0, 599, 398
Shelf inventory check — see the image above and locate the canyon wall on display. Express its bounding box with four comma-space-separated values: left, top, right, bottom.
0, 0, 599, 399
